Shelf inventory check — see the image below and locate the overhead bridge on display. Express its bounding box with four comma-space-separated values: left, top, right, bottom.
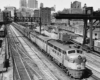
54, 7, 100, 50
55, 14, 100, 19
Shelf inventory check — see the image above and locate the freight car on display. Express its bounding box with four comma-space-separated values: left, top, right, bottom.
13, 23, 86, 79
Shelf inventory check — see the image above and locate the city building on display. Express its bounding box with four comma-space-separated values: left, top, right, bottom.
28, 0, 38, 9
35, 0, 38, 8
57, 1, 83, 14
34, 7, 51, 25
71, 1, 81, 9
40, 3, 44, 8
62, 8, 70, 14
4, 6, 16, 17
20, 0, 27, 8
34, 9, 40, 17
15, 10, 22, 17
40, 7, 51, 25
70, 1, 83, 14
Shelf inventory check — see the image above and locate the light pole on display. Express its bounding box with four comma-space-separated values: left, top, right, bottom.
40, 7, 42, 34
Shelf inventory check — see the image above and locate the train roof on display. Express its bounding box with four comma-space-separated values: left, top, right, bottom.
36, 34, 51, 42
48, 40, 76, 51
34, 33, 80, 51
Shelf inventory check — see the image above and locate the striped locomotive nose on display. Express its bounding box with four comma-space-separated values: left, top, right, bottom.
76, 55, 83, 64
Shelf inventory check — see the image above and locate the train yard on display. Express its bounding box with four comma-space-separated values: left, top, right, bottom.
8, 23, 71, 80
0, 1, 100, 80
12, 22, 100, 79
0, 7, 100, 80
0, 22, 100, 80
0, 21, 97, 80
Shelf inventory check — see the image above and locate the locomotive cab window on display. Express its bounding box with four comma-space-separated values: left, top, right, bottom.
77, 50, 82, 54
54, 46, 57, 50
63, 51, 66, 54
68, 50, 75, 54
58, 48, 61, 52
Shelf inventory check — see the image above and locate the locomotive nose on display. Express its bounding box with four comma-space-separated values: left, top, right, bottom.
76, 55, 83, 64
75, 55, 86, 65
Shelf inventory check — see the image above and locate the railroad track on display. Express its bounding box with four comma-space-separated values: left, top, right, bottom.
8, 25, 60, 80
11, 22, 100, 80
7, 28, 35, 80
10, 24, 59, 80
8, 30, 44, 80
9, 39, 43, 80
11, 23, 82, 80
10, 24, 72, 80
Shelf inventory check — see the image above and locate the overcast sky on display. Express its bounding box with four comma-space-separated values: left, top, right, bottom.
0, 0, 100, 11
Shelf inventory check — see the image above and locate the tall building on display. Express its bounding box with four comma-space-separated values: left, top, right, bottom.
71, 1, 81, 9
20, 0, 27, 8
34, 7, 51, 25
28, 0, 38, 9
40, 7, 51, 25
34, 9, 40, 17
40, 3, 44, 8
70, 1, 83, 14
35, 0, 38, 8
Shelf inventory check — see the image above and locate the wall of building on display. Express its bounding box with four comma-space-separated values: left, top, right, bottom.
20, 0, 27, 8
71, 1, 81, 9
34, 9, 40, 17
28, 0, 38, 9
40, 7, 51, 25
70, 8, 83, 14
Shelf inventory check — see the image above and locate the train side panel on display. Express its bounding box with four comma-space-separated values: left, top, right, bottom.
35, 37, 45, 50
48, 45, 63, 64
30, 33, 36, 42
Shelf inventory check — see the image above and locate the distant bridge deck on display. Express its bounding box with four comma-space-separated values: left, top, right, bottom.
55, 14, 100, 19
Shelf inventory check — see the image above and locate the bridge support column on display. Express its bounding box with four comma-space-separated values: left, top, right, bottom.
89, 19, 94, 49
83, 19, 87, 44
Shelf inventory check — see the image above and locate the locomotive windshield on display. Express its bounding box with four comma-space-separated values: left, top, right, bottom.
68, 50, 82, 54
68, 50, 75, 54
77, 50, 82, 54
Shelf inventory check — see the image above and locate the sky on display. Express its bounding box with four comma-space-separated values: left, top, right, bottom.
0, 0, 100, 11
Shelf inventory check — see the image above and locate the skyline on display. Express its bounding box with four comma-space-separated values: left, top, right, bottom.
0, 0, 100, 11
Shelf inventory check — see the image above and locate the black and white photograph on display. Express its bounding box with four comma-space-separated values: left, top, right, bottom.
0, 0, 100, 80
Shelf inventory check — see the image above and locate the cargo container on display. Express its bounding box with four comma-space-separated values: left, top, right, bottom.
58, 31, 71, 42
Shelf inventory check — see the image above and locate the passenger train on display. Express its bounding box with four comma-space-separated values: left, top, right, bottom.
12, 23, 86, 79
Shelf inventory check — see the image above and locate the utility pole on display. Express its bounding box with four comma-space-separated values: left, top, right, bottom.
40, 17, 41, 33
40, 7, 42, 34
83, 19, 88, 44
89, 19, 94, 49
